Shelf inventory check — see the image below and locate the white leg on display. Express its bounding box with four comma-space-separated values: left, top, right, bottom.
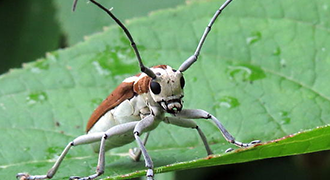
16, 133, 104, 180
133, 115, 155, 180
176, 109, 261, 147
70, 121, 139, 180
129, 132, 150, 161
164, 117, 213, 155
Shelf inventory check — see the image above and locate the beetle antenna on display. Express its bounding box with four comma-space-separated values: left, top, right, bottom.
179, 0, 233, 72
74, 0, 156, 78
72, 0, 78, 11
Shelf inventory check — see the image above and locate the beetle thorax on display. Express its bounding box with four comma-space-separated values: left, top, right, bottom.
149, 65, 185, 114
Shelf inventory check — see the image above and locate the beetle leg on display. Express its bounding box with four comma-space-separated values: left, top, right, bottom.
129, 132, 150, 161
70, 121, 139, 180
164, 116, 213, 155
16, 133, 104, 180
176, 109, 261, 148
133, 115, 155, 180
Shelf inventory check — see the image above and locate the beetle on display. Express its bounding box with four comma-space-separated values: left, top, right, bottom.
17, 0, 260, 179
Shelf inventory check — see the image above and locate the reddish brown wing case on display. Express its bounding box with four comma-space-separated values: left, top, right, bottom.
85, 65, 167, 132
85, 77, 152, 132
86, 82, 135, 132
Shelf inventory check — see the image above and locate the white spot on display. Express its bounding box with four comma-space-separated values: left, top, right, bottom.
246, 37, 254, 44
117, 52, 127, 60
0, 103, 6, 110
228, 66, 252, 76
135, 73, 148, 82
219, 102, 231, 108
46, 53, 57, 62
246, 35, 260, 45
321, 47, 326, 52
123, 76, 138, 83
92, 61, 110, 76
280, 59, 286, 66
30, 67, 41, 74
323, 4, 328, 10
26, 94, 46, 105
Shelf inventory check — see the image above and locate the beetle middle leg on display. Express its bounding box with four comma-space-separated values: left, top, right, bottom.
16, 132, 105, 180
70, 121, 139, 180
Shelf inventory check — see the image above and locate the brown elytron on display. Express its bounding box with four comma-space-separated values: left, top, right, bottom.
85, 65, 168, 132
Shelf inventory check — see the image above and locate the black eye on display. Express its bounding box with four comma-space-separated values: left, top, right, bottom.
180, 76, 185, 89
150, 81, 161, 94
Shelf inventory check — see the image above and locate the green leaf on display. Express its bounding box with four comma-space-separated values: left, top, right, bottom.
108, 125, 330, 179
53, 0, 191, 45
1, 0, 330, 179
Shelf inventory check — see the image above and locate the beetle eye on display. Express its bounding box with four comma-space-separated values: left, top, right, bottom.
150, 81, 161, 94
180, 76, 185, 89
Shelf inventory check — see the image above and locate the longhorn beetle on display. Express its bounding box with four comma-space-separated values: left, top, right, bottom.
17, 0, 260, 179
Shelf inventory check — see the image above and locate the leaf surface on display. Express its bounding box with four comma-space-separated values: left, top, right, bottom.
0, 0, 330, 179
53, 0, 190, 45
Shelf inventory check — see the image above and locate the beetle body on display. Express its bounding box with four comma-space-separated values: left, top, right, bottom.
16, 1, 261, 180
88, 65, 182, 152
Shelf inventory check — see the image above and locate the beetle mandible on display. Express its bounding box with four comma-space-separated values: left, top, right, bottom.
17, 0, 260, 179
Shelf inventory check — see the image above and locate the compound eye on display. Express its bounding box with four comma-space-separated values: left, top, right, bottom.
180, 76, 185, 89
150, 81, 161, 94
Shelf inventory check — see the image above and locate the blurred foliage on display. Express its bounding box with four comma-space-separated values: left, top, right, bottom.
0, 0, 61, 74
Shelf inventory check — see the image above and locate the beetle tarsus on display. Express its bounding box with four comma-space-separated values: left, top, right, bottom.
16, 173, 49, 180
69, 175, 94, 180
146, 169, 154, 180
232, 139, 261, 147
225, 148, 234, 153
129, 147, 141, 161
16, 173, 29, 180
249, 140, 261, 145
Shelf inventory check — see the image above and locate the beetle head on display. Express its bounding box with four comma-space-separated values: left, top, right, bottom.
149, 65, 185, 114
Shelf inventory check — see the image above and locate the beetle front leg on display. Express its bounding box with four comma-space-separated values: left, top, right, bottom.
129, 132, 150, 161
176, 109, 261, 148
133, 115, 155, 180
